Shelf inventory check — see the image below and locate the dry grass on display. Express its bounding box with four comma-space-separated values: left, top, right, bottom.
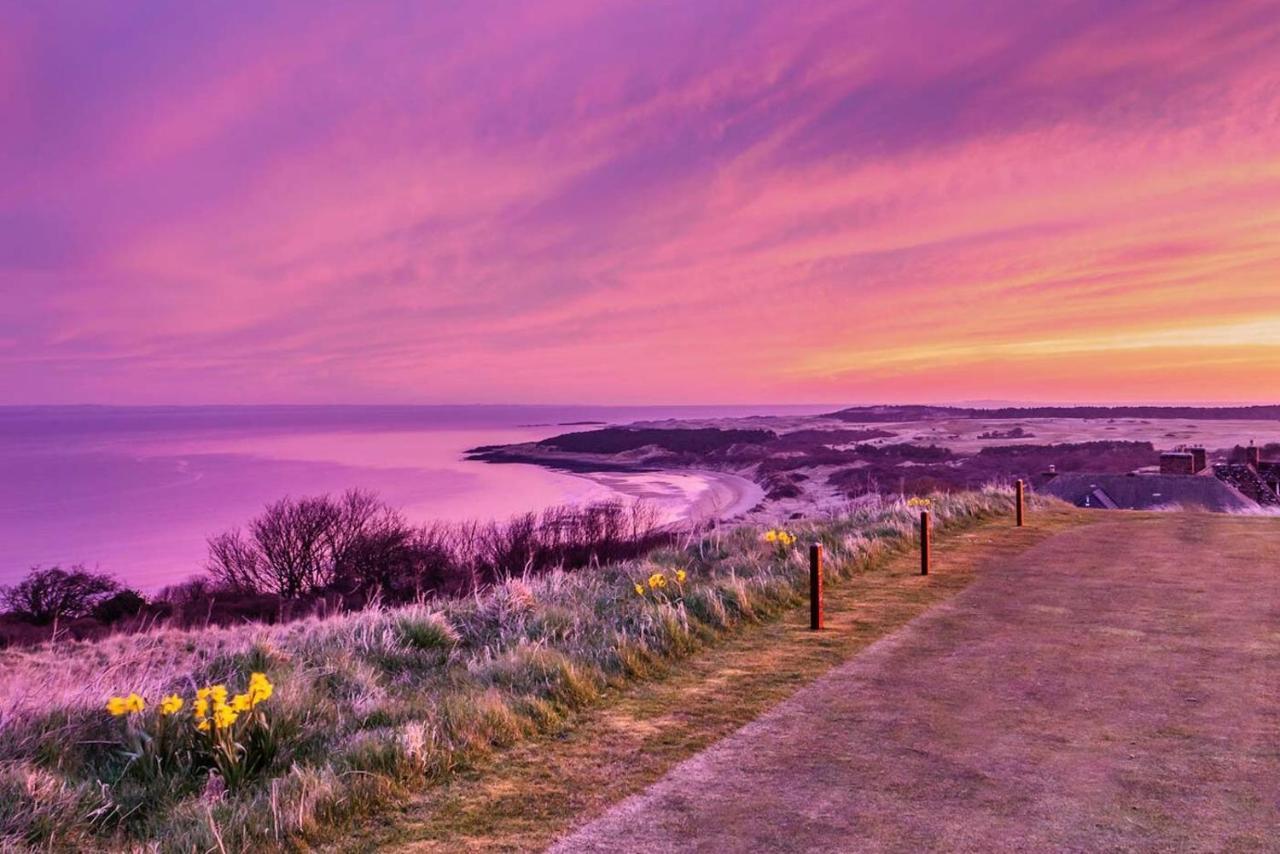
0, 489, 1025, 852
330, 503, 1091, 852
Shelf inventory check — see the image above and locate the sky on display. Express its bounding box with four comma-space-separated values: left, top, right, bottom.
2, 0, 1278, 406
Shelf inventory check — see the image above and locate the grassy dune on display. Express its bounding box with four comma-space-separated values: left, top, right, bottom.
0, 490, 1017, 851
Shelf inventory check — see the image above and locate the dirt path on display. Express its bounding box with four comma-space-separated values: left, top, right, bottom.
552, 514, 1280, 852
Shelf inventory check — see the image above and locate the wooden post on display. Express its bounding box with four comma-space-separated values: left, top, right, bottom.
809, 543, 823, 630
920, 510, 931, 576
1016, 479, 1025, 527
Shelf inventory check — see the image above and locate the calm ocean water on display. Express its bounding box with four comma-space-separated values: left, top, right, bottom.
0, 405, 826, 590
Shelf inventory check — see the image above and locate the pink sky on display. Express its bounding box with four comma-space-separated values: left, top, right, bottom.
2, 1, 1278, 405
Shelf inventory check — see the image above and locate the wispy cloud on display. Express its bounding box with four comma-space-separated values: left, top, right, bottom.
1, 0, 1278, 404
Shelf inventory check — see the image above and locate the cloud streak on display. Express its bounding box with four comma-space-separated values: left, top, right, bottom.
1, 0, 1278, 404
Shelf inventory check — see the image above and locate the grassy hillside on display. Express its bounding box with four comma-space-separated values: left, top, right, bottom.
0, 490, 1017, 851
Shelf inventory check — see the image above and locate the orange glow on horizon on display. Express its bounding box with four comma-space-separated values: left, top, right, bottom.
2, 1, 1278, 405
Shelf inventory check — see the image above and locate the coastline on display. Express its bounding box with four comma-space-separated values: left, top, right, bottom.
567, 468, 765, 526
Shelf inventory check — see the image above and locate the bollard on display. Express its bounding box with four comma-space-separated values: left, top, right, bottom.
809, 543, 823, 630
920, 510, 931, 576
1016, 479, 1025, 527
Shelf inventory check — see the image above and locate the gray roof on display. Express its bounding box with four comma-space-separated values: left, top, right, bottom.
1040, 473, 1255, 513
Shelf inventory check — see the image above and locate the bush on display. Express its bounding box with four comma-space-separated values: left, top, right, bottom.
206, 490, 426, 599
206, 492, 669, 605
0, 566, 132, 625
92, 590, 147, 624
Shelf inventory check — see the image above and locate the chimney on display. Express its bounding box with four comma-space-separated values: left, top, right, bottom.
1161, 452, 1195, 475
1189, 447, 1207, 473
1246, 442, 1262, 468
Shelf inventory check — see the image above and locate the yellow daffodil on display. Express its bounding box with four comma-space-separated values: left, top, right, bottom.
159, 694, 184, 715
106, 696, 128, 716
246, 672, 273, 706
633, 583, 645, 596
196, 719, 211, 733
230, 693, 251, 713
213, 706, 238, 729
647, 572, 667, 590
765, 529, 795, 547
194, 697, 209, 720
122, 693, 145, 714
676, 569, 687, 584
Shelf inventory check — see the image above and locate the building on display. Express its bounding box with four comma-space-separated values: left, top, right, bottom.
1160, 452, 1196, 475
1211, 443, 1280, 507
1160, 446, 1207, 475
1038, 442, 1277, 513
1042, 473, 1255, 513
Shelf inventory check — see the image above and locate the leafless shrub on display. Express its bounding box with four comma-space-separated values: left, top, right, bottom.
0, 566, 125, 625
205, 491, 668, 604
206, 490, 421, 598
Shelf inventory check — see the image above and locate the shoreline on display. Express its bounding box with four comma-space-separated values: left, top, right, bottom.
566, 468, 765, 527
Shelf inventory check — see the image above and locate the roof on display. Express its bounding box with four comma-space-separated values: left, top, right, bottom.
1040, 473, 1255, 513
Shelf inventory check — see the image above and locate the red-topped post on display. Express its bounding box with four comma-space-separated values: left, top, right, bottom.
1016, 479, 1025, 527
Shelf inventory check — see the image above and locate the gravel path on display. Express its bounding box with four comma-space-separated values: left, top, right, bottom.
551, 514, 1280, 852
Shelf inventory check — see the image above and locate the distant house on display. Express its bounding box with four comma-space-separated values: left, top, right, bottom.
1159, 448, 1206, 475
1041, 473, 1255, 513
1211, 445, 1280, 507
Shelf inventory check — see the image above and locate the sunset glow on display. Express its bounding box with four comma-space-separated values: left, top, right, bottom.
3, 0, 1278, 404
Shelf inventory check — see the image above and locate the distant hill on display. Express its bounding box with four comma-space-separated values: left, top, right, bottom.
827, 405, 1280, 422
536, 427, 776, 454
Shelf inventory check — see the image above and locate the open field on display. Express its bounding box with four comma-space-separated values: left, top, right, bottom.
556, 512, 1280, 852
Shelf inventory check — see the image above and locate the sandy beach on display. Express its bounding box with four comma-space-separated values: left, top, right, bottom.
571, 469, 765, 526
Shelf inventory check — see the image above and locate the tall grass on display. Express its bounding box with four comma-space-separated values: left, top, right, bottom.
0, 490, 1013, 851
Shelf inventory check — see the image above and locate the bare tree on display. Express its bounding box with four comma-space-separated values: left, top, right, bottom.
205, 490, 419, 598
326, 490, 418, 591
205, 491, 671, 603
0, 566, 123, 625
250, 495, 338, 598
206, 529, 267, 592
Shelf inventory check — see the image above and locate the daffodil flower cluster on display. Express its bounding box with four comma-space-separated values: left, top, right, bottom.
192, 673, 273, 732
907, 496, 932, 508
107, 672, 273, 731
632, 568, 688, 597
105, 692, 147, 716
104, 672, 278, 791
763, 529, 796, 547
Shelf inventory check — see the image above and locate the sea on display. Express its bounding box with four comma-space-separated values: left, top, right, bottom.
0, 404, 828, 590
